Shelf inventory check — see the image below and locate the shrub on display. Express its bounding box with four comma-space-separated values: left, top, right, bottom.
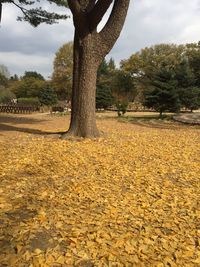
17, 97, 40, 107
0, 89, 15, 104
116, 101, 128, 117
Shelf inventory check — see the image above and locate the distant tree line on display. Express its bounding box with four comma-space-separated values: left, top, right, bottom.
1, 41, 200, 115
122, 42, 200, 116
0, 70, 57, 108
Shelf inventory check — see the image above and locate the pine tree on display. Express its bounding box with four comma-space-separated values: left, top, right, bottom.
144, 66, 180, 117
0, 1, 69, 26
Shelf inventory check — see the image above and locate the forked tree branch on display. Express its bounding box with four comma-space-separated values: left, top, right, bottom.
99, 0, 130, 54
89, 0, 113, 31
68, 0, 82, 17
68, 0, 88, 34
86, 0, 96, 12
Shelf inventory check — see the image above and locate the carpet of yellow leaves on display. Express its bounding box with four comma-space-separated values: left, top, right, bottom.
0, 118, 200, 266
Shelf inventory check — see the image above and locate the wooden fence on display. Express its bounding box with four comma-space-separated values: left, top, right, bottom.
0, 105, 39, 114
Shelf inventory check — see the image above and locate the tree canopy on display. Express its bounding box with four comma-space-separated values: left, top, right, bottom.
52, 42, 73, 101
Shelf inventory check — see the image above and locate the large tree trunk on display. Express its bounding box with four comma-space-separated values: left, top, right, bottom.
63, 32, 100, 138
63, 0, 130, 138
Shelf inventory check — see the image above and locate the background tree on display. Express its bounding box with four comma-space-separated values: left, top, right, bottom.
10, 74, 19, 81
0, 64, 10, 78
96, 85, 113, 110
52, 42, 73, 101
96, 59, 136, 111
22, 71, 45, 81
121, 44, 185, 99
185, 42, 200, 87
0, 88, 15, 104
0, 65, 15, 104
12, 76, 45, 98
174, 58, 197, 110
144, 66, 180, 117
0, 72, 8, 88
96, 59, 114, 110
39, 84, 58, 107
112, 69, 136, 103
179, 87, 200, 112
108, 58, 116, 71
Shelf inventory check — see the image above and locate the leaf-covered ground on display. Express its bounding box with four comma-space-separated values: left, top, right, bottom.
0, 114, 200, 266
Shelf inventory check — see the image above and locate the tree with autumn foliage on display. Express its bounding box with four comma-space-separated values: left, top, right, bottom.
52, 42, 73, 101
2, 0, 130, 138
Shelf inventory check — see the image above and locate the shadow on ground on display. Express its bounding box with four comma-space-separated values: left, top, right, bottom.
0, 123, 63, 136
0, 114, 63, 136
120, 118, 199, 130
0, 114, 46, 125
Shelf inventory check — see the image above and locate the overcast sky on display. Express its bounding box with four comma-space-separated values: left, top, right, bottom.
0, 0, 200, 78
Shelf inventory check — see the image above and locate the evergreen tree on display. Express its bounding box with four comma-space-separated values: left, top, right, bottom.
39, 84, 58, 107
0, 1, 69, 26
108, 58, 116, 71
174, 58, 200, 111
96, 85, 113, 109
144, 66, 180, 117
180, 87, 200, 112
185, 42, 200, 87
96, 59, 114, 109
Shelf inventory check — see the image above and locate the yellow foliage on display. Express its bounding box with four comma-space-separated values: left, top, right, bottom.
0, 119, 199, 266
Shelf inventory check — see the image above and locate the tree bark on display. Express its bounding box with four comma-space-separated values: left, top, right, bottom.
63, 0, 130, 138
63, 31, 100, 138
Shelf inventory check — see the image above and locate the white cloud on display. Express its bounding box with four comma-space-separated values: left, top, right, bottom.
0, 52, 54, 78
0, 0, 200, 77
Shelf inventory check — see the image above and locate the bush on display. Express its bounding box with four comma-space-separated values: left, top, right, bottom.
0, 89, 15, 104
17, 97, 40, 107
116, 101, 128, 117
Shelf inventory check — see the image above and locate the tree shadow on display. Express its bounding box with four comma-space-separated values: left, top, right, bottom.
0, 114, 46, 125
125, 119, 195, 130
0, 123, 63, 136
0, 114, 65, 136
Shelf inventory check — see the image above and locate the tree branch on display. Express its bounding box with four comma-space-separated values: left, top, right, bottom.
89, 0, 113, 32
0, 3, 2, 23
68, 0, 89, 36
99, 0, 130, 54
68, 0, 82, 17
86, 0, 96, 12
